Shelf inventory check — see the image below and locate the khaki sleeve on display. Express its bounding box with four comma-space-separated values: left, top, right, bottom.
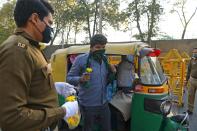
186, 60, 192, 82
0, 45, 65, 130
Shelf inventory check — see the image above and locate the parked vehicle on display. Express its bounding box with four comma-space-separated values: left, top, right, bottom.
51, 42, 188, 131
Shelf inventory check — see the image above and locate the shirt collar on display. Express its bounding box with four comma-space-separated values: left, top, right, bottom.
14, 28, 40, 48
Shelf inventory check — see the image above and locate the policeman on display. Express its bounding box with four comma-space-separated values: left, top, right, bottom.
186, 48, 197, 115
0, 0, 78, 130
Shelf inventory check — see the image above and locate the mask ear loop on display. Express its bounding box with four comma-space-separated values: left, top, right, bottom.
29, 13, 44, 34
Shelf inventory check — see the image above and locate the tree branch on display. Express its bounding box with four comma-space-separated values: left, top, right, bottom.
175, 10, 184, 27
186, 7, 197, 25
181, 1, 187, 24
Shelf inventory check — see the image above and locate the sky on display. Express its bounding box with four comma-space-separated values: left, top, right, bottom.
159, 0, 197, 39
0, 0, 197, 43
0, 0, 6, 7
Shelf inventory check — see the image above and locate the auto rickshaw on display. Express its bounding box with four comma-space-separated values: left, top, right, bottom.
50, 42, 188, 131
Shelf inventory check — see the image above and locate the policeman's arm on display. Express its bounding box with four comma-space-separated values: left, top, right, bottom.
67, 56, 82, 86
186, 60, 192, 82
0, 46, 64, 130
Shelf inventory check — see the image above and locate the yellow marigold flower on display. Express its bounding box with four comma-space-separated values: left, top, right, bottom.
65, 95, 76, 102
86, 67, 93, 73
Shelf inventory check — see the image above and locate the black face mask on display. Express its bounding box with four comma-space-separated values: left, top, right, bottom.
91, 49, 106, 62
42, 24, 53, 43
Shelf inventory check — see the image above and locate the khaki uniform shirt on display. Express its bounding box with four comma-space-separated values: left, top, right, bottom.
186, 58, 197, 81
0, 28, 65, 131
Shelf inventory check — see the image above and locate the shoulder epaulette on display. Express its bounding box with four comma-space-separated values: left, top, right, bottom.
17, 42, 27, 49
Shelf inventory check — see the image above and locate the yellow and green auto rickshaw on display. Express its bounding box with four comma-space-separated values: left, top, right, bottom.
51, 42, 189, 131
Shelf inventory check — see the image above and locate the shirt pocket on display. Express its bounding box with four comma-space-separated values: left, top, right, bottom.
30, 66, 53, 96
41, 66, 54, 89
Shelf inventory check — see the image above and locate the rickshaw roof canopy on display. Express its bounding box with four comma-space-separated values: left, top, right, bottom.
52, 42, 149, 57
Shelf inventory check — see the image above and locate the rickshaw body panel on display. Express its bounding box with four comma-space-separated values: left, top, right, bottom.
162, 117, 188, 131
131, 92, 168, 131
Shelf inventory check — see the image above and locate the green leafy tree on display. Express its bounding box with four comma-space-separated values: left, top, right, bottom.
0, 0, 16, 45
103, 0, 125, 30
124, 0, 163, 43
49, 0, 86, 45
49, 0, 72, 45
79, 0, 122, 41
50, 0, 126, 44
72, 5, 87, 44
80, 0, 99, 39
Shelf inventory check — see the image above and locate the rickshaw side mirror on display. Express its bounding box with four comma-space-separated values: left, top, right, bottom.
146, 49, 161, 57
140, 48, 161, 57
160, 100, 172, 116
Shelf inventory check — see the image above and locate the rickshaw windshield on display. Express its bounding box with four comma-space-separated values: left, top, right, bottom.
140, 56, 166, 85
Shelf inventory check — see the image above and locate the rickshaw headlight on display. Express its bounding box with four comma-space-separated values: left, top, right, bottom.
148, 88, 164, 93
134, 84, 144, 92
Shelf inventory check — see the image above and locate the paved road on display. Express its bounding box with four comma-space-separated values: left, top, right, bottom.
173, 88, 197, 131
184, 89, 197, 131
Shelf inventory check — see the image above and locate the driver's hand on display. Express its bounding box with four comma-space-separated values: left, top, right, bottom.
80, 73, 90, 82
